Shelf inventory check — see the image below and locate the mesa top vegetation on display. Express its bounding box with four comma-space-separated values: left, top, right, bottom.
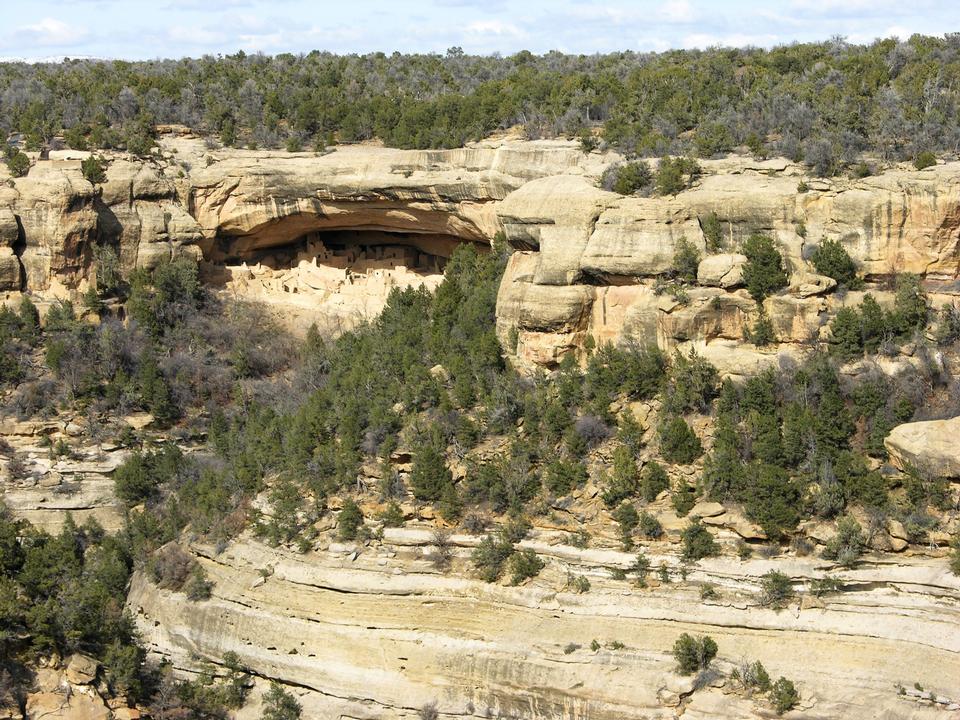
2, 34, 958, 172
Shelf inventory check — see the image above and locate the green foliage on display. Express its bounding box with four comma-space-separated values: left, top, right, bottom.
4, 147, 30, 177
472, 533, 515, 583
671, 483, 697, 517
671, 236, 701, 282
949, 536, 960, 576
758, 570, 794, 607
822, 515, 865, 567
700, 212, 723, 251
601, 445, 638, 507
410, 443, 453, 502
747, 312, 777, 347
913, 151, 937, 170
639, 461, 670, 503
337, 499, 363, 540
113, 444, 185, 506
611, 502, 639, 549
603, 161, 652, 195
681, 519, 718, 561
735, 660, 771, 693
829, 307, 864, 360
811, 239, 857, 286
810, 575, 846, 596
0, 39, 955, 160
742, 462, 802, 540
81, 155, 107, 184
508, 548, 544, 585
742, 234, 788, 303
770, 677, 800, 715
262, 682, 302, 720
656, 156, 700, 195
665, 349, 718, 414
672, 633, 718, 675
659, 416, 702, 464
637, 511, 663, 539
889, 273, 928, 336
546, 458, 588, 497
185, 564, 213, 601
583, 342, 667, 410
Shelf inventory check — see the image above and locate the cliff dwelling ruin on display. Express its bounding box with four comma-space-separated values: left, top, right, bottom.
201, 227, 484, 332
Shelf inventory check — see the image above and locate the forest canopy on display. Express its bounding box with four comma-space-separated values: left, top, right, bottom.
1, 34, 959, 169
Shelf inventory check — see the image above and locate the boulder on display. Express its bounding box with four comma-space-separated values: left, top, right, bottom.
65, 653, 99, 685
697, 253, 746, 288
789, 271, 837, 298
885, 416, 960, 479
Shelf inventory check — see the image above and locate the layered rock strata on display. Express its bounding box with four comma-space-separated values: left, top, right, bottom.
129, 527, 960, 720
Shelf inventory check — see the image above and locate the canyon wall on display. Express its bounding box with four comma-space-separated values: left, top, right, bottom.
128, 525, 960, 720
3, 140, 958, 371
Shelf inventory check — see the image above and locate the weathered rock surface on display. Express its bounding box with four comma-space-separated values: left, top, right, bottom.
4, 143, 960, 373
886, 416, 960, 479
129, 529, 960, 720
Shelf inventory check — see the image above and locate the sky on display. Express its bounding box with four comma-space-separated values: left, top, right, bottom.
1, 0, 958, 61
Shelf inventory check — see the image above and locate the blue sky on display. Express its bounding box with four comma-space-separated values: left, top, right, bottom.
1, 0, 958, 60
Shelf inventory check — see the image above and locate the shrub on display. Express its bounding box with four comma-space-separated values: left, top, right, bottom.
337, 499, 363, 540
4, 149, 30, 177
508, 548, 544, 585
701, 212, 723, 251
913, 151, 937, 170
410, 443, 453, 502
671, 236, 701, 282
811, 238, 856, 286
822, 515, 865, 567
949, 536, 960, 576
665, 349, 719, 414
570, 574, 591, 593
472, 533, 514, 582
81, 155, 107, 184
758, 570, 793, 607
659, 416, 702, 464
671, 483, 697, 516
810, 575, 846, 596
611, 502, 639, 549
184, 565, 213, 601
148, 544, 194, 590
748, 312, 777, 347
378, 501, 405, 528
638, 511, 663, 539
742, 233, 788, 303
639, 461, 670, 503
602, 160, 653, 195
735, 660, 771, 693
630, 552, 651, 585
601, 445, 638, 507
262, 682, 302, 720
829, 307, 864, 360
656, 156, 700, 195
681, 519, 718, 561
672, 633, 718, 675
770, 677, 799, 715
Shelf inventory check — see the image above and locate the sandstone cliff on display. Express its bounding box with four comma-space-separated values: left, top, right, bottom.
4, 141, 958, 373
129, 527, 960, 720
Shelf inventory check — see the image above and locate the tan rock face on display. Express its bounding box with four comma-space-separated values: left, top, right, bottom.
129, 532, 960, 720
6, 146, 959, 373
885, 416, 960, 479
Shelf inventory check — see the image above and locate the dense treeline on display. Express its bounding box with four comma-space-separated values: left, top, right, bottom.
2, 34, 960, 170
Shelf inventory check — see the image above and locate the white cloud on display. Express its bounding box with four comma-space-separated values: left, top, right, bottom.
658, 0, 695, 23
167, 25, 226, 45
21, 17, 88, 46
465, 20, 525, 37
